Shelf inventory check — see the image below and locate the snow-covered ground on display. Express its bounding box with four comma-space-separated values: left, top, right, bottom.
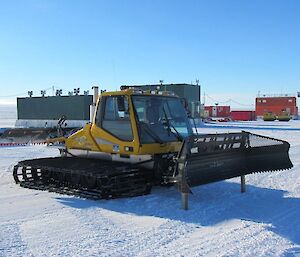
1, 120, 300, 257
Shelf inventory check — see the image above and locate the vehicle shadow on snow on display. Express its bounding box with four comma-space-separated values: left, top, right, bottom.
56, 181, 300, 251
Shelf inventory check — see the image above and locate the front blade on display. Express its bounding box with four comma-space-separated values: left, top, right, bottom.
175, 131, 293, 188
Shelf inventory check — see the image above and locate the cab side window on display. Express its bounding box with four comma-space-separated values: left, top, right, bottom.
100, 96, 133, 141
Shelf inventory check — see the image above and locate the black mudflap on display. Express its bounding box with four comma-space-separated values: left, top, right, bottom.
173, 131, 293, 189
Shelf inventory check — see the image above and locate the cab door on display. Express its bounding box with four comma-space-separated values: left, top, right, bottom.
90, 94, 139, 155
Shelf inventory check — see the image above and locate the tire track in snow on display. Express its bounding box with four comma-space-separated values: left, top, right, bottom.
0, 222, 32, 257
157, 219, 293, 257
68, 207, 135, 256
71, 207, 197, 256
19, 208, 107, 257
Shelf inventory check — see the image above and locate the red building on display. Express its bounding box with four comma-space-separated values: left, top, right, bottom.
205, 106, 230, 117
230, 111, 256, 121
256, 96, 298, 118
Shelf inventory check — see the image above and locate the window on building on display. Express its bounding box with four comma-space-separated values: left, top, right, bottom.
97, 96, 133, 141
262, 99, 267, 103
257, 100, 262, 103
288, 99, 293, 103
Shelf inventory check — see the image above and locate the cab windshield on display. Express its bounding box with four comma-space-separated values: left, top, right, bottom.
132, 95, 193, 144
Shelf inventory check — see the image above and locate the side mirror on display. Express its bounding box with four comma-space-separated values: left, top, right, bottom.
117, 96, 125, 112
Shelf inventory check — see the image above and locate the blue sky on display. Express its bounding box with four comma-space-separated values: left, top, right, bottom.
0, 0, 300, 107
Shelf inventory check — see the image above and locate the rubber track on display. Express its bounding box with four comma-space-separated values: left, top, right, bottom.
13, 157, 152, 199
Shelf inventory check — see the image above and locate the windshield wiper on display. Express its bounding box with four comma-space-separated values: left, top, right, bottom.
162, 106, 183, 142
139, 122, 164, 144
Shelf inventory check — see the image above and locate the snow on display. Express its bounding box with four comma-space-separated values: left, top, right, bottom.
1, 120, 300, 256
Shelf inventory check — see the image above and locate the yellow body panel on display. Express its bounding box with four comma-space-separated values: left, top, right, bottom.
65, 89, 183, 156
65, 123, 100, 151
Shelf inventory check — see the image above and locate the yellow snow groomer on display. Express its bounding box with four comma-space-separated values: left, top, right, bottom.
263, 112, 277, 121
277, 110, 291, 122
13, 87, 293, 204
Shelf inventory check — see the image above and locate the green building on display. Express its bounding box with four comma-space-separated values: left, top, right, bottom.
121, 83, 201, 118
16, 95, 92, 128
16, 83, 201, 128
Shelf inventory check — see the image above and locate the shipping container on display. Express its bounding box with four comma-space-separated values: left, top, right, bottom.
204, 106, 230, 117
231, 111, 256, 121
256, 96, 298, 119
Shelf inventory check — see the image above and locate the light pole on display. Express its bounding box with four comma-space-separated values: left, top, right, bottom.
159, 80, 165, 91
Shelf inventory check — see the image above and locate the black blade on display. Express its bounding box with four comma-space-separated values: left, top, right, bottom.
176, 131, 293, 188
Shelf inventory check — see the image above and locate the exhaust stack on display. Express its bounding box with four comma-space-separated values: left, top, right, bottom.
90, 86, 99, 122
